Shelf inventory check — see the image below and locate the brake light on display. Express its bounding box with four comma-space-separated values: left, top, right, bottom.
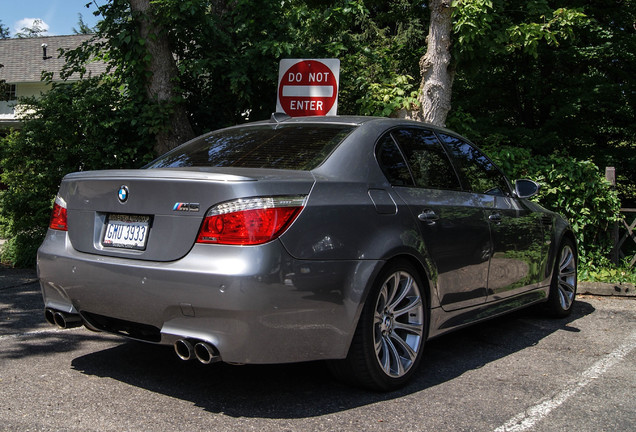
197, 196, 306, 245
49, 196, 68, 231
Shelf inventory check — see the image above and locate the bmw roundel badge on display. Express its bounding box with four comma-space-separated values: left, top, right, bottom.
118, 185, 129, 203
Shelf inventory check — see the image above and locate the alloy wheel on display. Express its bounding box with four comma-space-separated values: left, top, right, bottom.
557, 244, 577, 310
373, 270, 424, 378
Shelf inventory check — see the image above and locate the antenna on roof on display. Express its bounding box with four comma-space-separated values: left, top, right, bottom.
270, 112, 291, 123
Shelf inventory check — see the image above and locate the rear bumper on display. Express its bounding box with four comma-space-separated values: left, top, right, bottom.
37, 229, 381, 364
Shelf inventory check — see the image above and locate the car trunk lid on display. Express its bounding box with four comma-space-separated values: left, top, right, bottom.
59, 168, 314, 261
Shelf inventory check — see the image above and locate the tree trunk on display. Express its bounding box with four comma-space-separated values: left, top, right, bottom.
129, 0, 195, 155
413, 0, 455, 127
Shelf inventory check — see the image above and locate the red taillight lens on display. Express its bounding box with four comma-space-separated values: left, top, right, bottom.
49, 197, 68, 231
197, 196, 305, 245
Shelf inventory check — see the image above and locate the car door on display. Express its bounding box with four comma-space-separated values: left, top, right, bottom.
437, 133, 547, 300
376, 128, 490, 311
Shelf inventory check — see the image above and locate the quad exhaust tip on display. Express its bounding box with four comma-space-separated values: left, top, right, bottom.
44, 308, 83, 329
174, 339, 194, 361
44, 310, 220, 364
174, 339, 220, 364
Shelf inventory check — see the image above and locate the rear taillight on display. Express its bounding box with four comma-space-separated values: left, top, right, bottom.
197, 196, 306, 245
49, 196, 68, 231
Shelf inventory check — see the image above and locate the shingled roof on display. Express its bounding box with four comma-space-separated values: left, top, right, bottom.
0, 34, 107, 83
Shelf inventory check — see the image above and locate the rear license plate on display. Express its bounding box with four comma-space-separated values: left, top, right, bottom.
102, 214, 150, 250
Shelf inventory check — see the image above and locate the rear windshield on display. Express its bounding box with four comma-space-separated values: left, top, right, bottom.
146, 124, 356, 170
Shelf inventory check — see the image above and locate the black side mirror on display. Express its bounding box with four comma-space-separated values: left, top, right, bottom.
514, 179, 540, 199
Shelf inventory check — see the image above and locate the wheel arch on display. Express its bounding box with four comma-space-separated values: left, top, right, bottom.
359, 252, 434, 335
544, 228, 578, 317
548, 226, 578, 281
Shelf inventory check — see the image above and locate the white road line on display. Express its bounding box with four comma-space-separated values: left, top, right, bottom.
494, 330, 636, 432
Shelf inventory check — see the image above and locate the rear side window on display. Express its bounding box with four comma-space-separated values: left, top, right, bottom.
438, 134, 511, 196
390, 128, 461, 190
376, 134, 414, 186
146, 124, 355, 170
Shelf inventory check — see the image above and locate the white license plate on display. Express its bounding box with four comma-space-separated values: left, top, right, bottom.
102, 214, 150, 250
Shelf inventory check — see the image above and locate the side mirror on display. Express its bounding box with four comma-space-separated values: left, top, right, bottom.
514, 179, 540, 199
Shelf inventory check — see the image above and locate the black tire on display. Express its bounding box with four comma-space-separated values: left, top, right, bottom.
545, 237, 577, 317
328, 260, 428, 391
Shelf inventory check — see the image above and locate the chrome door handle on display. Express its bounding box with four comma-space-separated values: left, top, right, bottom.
489, 212, 503, 223
418, 209, 439, 223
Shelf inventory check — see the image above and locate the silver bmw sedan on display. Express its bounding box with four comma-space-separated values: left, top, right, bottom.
38, 115, 577, 391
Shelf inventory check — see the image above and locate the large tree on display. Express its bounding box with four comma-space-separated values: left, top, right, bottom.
3, 0, 632, 267
447, 0, 635, 204
411, 0, 589, 127
64, 0, 196, 155
128, 0, 195, 154
414, 0, 453, 126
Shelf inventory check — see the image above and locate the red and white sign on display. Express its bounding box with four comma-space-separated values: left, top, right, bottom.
276, 59, 340, 117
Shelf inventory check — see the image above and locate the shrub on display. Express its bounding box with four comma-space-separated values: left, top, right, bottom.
0, 79, 154, 267
485, 145, 621, 271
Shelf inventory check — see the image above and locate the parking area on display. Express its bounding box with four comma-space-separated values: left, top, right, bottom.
1, 268, 634, 432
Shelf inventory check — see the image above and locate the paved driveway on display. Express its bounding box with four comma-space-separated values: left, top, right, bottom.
1, 268, 634, 431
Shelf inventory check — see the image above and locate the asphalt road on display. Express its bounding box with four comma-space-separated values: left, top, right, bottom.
1, 269, 634, 432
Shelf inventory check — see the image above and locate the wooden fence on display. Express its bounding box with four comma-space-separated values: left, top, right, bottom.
612, 208, 636, 268
607, 166, 636, 268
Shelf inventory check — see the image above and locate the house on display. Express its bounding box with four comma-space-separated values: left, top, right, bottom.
0, 34, 106, 129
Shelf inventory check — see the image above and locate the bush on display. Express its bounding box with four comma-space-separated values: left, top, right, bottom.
485, 145, 622, 272
0, 79, 154, 267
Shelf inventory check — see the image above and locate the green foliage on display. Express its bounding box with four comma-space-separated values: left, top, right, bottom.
450, 0, 636, 207
485, 145, 622, 274
15, 19, 49, 38
60, 1, 428, 129
0, 79, 154, 267
0, 19, 9, 39
276, 0, 427, 116
452, 0, 588, 60
356, 74, 419, 116
72, 13, 96, 35
580, 262, 636, 285
504, 7, 588, 57
452, 0, 494, 51
1, 0, 633, 279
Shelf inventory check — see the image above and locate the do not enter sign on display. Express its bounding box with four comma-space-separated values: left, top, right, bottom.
276, 59, 340, 117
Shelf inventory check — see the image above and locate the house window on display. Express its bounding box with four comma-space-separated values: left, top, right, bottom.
3, 84, 17, 101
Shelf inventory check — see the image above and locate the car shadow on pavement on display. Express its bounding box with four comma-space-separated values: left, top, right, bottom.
0, 276, 126, 360
69, 300, 596, 419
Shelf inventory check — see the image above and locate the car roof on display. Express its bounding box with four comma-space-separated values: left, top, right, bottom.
247, 114, 462, 138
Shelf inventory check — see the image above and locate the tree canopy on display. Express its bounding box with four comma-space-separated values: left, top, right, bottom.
448, 1, 635, 206
14, 19, 49, 38
0, 0, 634, 272
0, 20, 9, 39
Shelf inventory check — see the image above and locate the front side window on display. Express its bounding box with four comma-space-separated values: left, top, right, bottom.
146, 124, 356, 171
438, 133, 511, 196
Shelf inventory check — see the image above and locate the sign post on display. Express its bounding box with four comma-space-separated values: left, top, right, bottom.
276, 59, 340, 117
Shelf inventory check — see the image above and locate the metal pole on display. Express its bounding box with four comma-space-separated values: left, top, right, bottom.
605, 167, 619, 264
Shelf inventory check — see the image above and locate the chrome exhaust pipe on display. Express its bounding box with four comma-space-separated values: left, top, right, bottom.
194, 342, 220, 364
52, 311, 83, 329
44, 308, 56, 326
174, 339, 195, 361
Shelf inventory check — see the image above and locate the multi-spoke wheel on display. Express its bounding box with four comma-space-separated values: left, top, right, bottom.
545, 238, 577, 317
328, 260, 428, 391
373, 269, 424, 378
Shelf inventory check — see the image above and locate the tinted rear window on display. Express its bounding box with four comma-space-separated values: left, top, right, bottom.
146, 124, 355, 170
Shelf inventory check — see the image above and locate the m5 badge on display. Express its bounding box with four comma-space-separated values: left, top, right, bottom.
173, 202, 200, 212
